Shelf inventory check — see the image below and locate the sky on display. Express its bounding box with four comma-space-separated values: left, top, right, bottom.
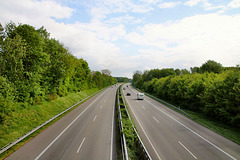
0, 0, 240, 78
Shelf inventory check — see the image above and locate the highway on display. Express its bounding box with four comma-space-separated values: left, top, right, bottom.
122, 84, 240, 160
6, 86, 118, 160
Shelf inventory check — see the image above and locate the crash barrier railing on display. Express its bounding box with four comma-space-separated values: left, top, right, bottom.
119, 86, 152, 160
133, 87, 191, 118
0, 88, 105, 155
116, 87, 129, 160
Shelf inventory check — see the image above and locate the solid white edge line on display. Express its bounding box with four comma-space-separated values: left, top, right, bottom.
126, 100, 161, 160
145, 100, 237, 160
34, 89, 108, 160
110, 105, 114, 160
178, 141, 197, 159
77, 137, 86, 153
153, 117, 159, 123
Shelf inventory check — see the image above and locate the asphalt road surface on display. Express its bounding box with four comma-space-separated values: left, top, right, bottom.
122, 84, 240, 160
6, 86, 118, 160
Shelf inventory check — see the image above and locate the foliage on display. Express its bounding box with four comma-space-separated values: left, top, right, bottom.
0, 88, 99, 150
118, 89, 143, 160
133, 62, 240, 128
115, 77, 132, 83
101, 69, 111, 76
0, 22, 117, 127
200, 60, 223, 73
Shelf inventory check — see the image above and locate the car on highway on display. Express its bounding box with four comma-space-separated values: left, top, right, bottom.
126, 93, 131, 96
137, 93, 144, 100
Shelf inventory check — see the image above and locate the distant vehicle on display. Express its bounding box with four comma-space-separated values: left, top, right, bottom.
126, 93, 131, 96
137, 93, 144, 100
123, 88, 126, 90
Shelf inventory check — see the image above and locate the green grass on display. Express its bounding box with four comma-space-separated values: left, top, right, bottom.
0, 88, 99, 159
183, 109, 240, 144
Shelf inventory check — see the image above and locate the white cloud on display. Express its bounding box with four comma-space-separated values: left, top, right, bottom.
184, 0, 202, 7
0, 0, 131, 77
0, 0, 73, 24
105, 15, 142, 24
159, 2, 181, 8
130, 3, 154, 13
228, 0, 240, 8
90, 0, 154, 18
139, 0, 161, 4
184, 0, 226, 12
127, 14, 240, 68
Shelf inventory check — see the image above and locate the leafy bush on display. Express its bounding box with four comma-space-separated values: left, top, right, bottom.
133, 67, 240, 127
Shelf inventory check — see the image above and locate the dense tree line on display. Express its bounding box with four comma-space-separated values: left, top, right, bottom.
115, 77, 132, 83
133, 61, 240, 127
0, 22, 117, 123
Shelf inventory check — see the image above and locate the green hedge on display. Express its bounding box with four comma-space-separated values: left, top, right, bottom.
136, 70, 240, 127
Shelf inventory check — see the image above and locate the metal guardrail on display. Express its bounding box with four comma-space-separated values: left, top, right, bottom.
134, 87, 191, 118
116, 87, 129, 160
119, 86, 152, 160
0, 89, 104, 155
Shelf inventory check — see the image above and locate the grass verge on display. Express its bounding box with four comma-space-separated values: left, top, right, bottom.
0, 88, 100, 159
183, 109, 240, 144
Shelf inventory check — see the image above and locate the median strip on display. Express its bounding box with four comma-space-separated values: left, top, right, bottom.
116, 85, 152, 160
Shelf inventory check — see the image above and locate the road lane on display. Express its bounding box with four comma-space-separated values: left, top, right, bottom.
123, 84, 240, 160
6, 86, 118, 160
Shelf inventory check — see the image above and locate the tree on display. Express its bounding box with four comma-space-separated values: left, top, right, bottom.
0, 34, 26, 81
142, 70, 150, 82
175, 69, 181, 75
159, 68, 176, 77
190, 67, 200, 74
101, 69, 111, 76
181, 69, 190, 75
37, 26, 50, 39
92, 71, 104, 88
43, 38, 67, 94
0, 21, 117, 105
4, 21, 16, 38
0, 23, 5, 44
132, 70, 142, 87
200, 60, 223, 74
115, 77, 131, 83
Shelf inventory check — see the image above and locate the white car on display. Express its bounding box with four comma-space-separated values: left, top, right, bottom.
137, 93, 144, 100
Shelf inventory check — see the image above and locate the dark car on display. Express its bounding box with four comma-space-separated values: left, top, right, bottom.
126, 93, 131, 96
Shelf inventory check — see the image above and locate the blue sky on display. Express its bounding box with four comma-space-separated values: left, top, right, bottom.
1, 0, 240, 78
